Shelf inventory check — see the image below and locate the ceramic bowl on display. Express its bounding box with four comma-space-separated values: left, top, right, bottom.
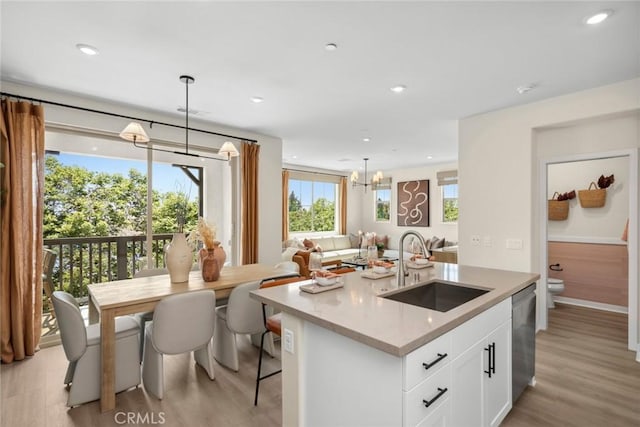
372, 266, 389, 274
316, 276, 338, 286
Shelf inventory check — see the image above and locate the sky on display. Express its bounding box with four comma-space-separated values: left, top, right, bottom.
56, 153, 198, 199
289, 179, 335, 206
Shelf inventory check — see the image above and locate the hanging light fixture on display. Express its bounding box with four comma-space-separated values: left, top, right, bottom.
350, 158, 383, 193
119, 74, 239, 161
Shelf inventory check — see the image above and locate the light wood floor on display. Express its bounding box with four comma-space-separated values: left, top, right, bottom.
2, 304, 639, 427
1, 335, 283, 427
503, 304, 640, 427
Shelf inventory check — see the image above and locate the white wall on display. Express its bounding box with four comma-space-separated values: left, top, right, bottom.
3, 80, 283, 265
357, 162, 458, 250
459, 77, 639, 347
459, 78, 639, 270
547, 157, 629, 242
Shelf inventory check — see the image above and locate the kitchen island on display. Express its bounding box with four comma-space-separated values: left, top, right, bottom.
251, 263, 539, 427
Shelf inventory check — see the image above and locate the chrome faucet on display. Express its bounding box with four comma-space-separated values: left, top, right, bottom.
397, 230, 428, 287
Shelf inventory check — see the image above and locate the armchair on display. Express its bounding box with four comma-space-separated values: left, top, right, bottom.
292, 250, 341, 278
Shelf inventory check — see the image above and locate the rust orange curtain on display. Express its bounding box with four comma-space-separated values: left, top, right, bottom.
339, 176, 347, 235
1, 100, 45, 363
241, 142, 259, 264
282, 170, 289, 242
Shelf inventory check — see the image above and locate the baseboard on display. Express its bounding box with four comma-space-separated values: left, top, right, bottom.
554, 296, 628, 314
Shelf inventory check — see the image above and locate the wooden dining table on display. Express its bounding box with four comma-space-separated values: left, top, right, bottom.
87, 263, 289, 412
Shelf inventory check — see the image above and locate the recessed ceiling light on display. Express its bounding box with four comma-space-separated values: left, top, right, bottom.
325, 43, 338, 51
427, 155, 433, 160
390, 85, 406, 93
76, 43, 99, 56
251, 96, 264, 103
363, 137, 371, 142
586, 10, 612, 25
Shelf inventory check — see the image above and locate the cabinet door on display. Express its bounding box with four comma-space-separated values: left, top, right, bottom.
450, 339, 485, 427
484, 320, 512, 427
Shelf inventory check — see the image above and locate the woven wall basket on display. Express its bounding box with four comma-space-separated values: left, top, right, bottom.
578, 182, 606, 208
548, 192, 569, 221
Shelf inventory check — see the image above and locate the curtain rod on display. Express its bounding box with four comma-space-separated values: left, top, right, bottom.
0, 91, 258, 144
284, 167, 347, 178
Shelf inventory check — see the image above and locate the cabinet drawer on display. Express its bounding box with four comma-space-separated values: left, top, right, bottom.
416, 396, 451, 427
451, 298, 510, 357
403, 364, 451, 427
404, 332, 451, 391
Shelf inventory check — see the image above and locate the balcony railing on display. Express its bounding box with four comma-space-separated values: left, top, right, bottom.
44, 234, 174, 300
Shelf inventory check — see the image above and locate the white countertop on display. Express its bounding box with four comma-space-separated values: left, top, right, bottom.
251, 263, 539, 357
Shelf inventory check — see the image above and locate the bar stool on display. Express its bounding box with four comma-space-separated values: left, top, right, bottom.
254, 275, 306, 405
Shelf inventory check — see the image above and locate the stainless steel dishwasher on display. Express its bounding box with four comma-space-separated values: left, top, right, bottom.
512, 283, 536, 402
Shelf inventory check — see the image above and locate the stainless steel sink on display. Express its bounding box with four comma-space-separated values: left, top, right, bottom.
382, 281, 489, 312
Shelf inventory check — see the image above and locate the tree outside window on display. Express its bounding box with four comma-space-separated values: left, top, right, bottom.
288, 179, 336, 233
443, 183, 458, 223
375, 188, 391, 222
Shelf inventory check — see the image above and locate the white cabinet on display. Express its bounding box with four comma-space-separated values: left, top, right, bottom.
484, 321, 512, 427
450, 304, 512, 427
297, 299, 512, 427
404, 299, 511, 427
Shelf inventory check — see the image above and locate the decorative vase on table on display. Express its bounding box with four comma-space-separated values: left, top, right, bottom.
164, 233, 193, 283
198, 241, 226, 282
198, 248, 220, 282
212, 241, 226, 271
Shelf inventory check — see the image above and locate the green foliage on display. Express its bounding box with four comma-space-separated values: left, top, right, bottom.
288, 193, 335, 233
376, 199, 390, 221
44, 156, 199, 297
288, 191, 301, 212
44, 156, 198, 238
444, 198, 459, 222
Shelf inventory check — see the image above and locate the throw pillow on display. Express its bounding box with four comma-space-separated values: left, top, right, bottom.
348, 233, 360, 249
431, 236, 445, 249
303, 238, 315, 249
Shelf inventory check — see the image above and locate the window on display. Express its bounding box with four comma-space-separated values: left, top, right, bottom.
375, 188, 391, 222
442, 184, 459, 222
288, 172, 338, 233
437, 170, 458, 223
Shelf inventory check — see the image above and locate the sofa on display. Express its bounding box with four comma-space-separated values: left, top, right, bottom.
282, 233, 457, 277
282, 235, 362, 277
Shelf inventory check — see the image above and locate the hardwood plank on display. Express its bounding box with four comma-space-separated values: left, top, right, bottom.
1, 335, 282, 427
3, 304, 638, 426
504, 304, 640, 427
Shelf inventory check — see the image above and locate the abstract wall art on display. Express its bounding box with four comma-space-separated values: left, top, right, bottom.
397, 180, 429, 227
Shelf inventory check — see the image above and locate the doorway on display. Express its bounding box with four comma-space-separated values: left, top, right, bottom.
538, 149, 638, 354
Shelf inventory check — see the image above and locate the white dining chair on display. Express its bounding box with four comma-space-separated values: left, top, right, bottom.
213, 280, 265, 371
52, 291, 141, 407
142, 289, 216, 399
132, 268, 169, 359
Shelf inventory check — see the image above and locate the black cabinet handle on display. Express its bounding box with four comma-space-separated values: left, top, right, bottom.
484, 345, 492, 378
422, 353, 448, 371
491, 343, 496, 375
423, 387, 448, 408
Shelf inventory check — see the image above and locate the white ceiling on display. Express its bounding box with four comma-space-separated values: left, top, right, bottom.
1, 1, 639, 173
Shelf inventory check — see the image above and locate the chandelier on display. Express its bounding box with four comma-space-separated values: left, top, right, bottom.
119, 75, 239, 161
350, 158, 383, 193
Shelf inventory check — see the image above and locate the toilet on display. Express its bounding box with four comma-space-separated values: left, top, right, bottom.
547, 278, 565, 308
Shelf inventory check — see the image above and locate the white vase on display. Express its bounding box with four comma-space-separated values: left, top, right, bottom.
164, 233, 193, 283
